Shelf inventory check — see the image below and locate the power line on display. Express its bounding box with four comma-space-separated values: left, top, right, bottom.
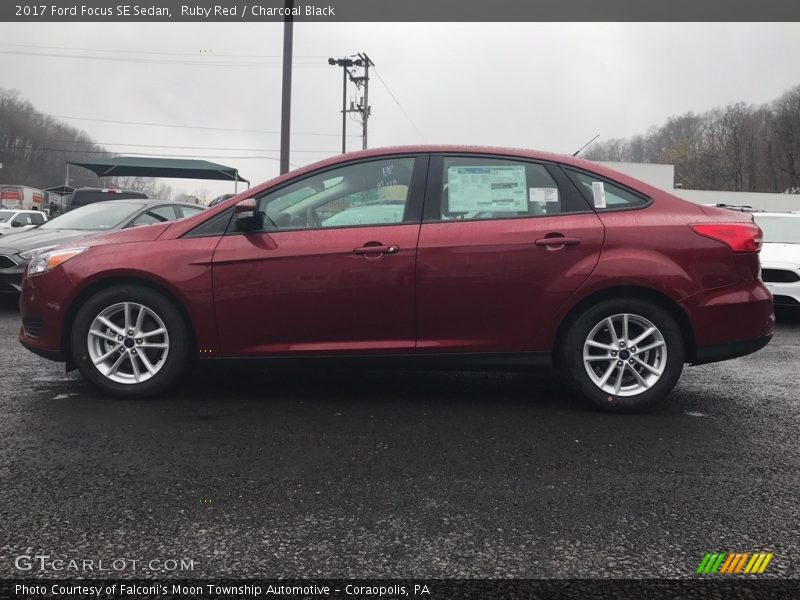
372, 67, 427, 142
0, 49, 329, 68
2, 145, 330, 161
14, 139, 340, 153
0, 109, 361, 137
0, 42, 329, 60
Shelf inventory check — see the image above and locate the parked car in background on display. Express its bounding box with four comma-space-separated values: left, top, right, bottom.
0, 209, 47, 235
61, 188, 148, 213
753, 212, 800, 309
18, 146, 773, 412
0, 199, 204, 294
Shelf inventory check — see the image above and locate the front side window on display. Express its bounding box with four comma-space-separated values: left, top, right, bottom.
255, 157, 415, 231
439, 157, 563, 220
566, 169, 649, 210
12, 213, 34, 226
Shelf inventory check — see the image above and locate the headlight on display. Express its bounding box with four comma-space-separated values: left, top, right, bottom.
26, 247, 88, 276
18, 245, 59, 260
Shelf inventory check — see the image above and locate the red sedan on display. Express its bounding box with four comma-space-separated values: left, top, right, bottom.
18, 147, 774, 412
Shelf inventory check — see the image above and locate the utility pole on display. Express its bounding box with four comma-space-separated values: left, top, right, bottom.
328, 56, 362, 154
327, 52, 374, 152
279, 0, 294, 175
356, 53, 374, 150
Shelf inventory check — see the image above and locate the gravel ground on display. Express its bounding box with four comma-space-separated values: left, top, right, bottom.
0, 295, 797, 579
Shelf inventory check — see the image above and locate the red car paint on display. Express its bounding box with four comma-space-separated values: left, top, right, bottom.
18, 146, 774, 367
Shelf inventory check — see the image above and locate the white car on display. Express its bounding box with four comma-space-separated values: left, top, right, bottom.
0, 209, 47, 235
753, 212, 800, 309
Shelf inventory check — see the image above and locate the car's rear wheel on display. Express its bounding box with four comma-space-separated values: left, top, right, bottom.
559, 298, 685, 413
70, 285, 190, 398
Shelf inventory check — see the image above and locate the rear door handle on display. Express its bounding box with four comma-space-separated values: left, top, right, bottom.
353, 244, 399, 256
535, 237, 581, 247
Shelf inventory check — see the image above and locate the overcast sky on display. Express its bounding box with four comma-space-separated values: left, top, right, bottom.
1, 22, 799, 198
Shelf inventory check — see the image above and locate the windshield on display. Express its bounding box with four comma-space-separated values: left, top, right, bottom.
0, 210, 14, 223
40, 201, 146, 231
754, 215, 800, 244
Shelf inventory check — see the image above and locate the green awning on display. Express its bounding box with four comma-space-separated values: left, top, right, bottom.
68, 157, 249, 183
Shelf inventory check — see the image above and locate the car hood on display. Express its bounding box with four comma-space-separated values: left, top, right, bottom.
0, 229, 92, 256
760, 243, 800, 266
0, 222, 175, 256
80, 222, 173, 247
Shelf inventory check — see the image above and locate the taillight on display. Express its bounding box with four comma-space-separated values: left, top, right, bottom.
689, 223, 763, 253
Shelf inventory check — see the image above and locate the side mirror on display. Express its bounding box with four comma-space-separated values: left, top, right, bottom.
234, 198, 263, 232
11, 221, 22, 228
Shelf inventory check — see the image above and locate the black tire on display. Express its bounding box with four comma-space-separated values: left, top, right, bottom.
70, 285, 191, 398
558, 298, 685, 413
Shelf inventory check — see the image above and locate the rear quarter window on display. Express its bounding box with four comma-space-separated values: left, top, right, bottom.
565, 169, 650, 210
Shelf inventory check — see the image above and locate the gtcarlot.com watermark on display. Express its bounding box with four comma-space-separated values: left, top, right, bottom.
15, 554, 195, 573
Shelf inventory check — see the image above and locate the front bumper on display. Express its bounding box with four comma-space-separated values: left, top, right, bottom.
18, 266, 75, 362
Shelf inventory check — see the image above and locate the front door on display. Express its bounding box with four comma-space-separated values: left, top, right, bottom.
213, 155, 427, 356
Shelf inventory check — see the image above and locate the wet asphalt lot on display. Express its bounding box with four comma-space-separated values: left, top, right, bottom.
0, 294, 797, 579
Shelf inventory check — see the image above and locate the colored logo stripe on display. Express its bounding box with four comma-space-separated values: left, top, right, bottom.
697, 552, 773, 574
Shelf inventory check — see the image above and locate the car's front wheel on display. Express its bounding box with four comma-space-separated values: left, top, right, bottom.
559, 298, 685, 413
70, 285, 191, 398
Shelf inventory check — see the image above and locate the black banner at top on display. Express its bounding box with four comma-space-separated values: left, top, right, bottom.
2, 0, 800, 22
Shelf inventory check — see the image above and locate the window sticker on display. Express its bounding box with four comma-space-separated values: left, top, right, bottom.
529, 187, 559, 204
591, 181, 606, 208
447, 166, 527, 213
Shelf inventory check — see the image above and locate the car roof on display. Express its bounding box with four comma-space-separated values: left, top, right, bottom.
0, 209, 41, 213
236, 145, 674, 203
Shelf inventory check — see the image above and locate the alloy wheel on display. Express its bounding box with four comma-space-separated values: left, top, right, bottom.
86, 302, 170, 385
582, 313, 667, 397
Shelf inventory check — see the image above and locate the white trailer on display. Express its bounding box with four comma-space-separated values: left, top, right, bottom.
0, 185, 45, 211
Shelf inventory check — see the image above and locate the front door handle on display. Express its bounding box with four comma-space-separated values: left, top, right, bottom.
535, 236, 581, 247
353, 244, 399, 256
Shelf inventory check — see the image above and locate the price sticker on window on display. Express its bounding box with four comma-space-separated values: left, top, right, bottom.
591, 181, 606, 208
529, 187, 559, 204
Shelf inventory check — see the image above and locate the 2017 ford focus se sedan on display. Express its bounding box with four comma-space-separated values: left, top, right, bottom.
18, 147, 774, 412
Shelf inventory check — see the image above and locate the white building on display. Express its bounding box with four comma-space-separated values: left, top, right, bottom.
596, 161, 800, 212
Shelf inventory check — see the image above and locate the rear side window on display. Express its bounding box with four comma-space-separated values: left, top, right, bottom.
30, 213, 45, 225
437, 157, 572, 221
565, 169, 649, 210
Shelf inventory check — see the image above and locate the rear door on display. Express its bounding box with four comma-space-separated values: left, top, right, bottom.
212, 154, 428, 356
416, 154, 605, 353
